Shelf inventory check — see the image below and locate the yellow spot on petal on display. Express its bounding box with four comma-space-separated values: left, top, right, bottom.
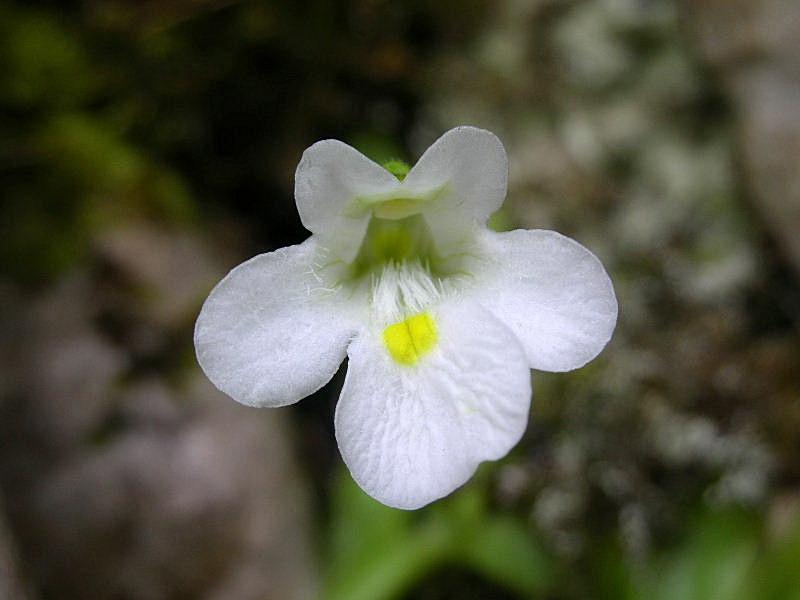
382, 312, 438, 366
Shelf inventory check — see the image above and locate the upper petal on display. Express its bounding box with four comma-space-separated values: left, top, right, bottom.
334, 300, 532, 510
403, 126, 508, 250
295, 140, 400, 262
475, 229, 617, 372
194, 238, 356, 407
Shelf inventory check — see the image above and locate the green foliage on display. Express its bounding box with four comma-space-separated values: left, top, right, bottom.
457, 515, 553, 595
643, 510, 759, 600
325, 474, 800, 600
591, 509, 800, 600
0, 5, 95, 108
324, 468, 552, 600
734, 516, 800, 600
39, 113, 195, 225
2, 110, 195, 281
0, 4, 196, 282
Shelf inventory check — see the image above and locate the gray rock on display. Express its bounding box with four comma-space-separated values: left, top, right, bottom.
0, 498, 31, 600
685, 0, 800, 275
0, 228, 317, 600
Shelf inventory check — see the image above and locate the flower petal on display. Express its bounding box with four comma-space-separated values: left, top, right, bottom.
403, 126, 508, 250
476, 229, 617, 372
194, 238, 356, 407
335, 300, 531, 510
295, 140, 400, 262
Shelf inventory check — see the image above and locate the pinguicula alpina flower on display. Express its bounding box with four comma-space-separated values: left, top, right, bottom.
194, 126, 617, 509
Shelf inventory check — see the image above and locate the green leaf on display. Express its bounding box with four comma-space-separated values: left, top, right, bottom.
324, 471, 450, 600
646, 510, 759, 600
326, 469, 411, 572
459, 516, 553, 596
739, 516, 800, 600
588, 538, 639, 600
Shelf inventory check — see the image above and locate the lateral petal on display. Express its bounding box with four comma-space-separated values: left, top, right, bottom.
476, 229, 617, 372
194, 238, 356, 407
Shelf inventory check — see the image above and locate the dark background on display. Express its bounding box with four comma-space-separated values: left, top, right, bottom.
1, 1, 799, 598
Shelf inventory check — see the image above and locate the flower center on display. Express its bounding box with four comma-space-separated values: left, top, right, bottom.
337, 211, 475, 359
310, 160, 481, 368
382, 312, 438, 366
348, 214, 441, 280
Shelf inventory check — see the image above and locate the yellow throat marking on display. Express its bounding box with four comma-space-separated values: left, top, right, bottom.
382, 312, 438, 366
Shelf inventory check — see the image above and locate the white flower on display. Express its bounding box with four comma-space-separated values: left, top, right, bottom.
194, 126, 617, 509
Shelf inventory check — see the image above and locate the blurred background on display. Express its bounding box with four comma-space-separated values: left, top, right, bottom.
1, 0, 799, 598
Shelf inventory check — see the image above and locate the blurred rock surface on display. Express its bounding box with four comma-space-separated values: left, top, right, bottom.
0, 498, 30, 600
685, 0, 800, 276
0, 225, 317, 600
